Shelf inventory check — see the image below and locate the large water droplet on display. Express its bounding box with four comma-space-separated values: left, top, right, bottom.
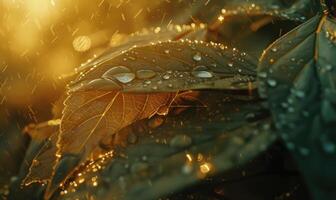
136, 69, 157, 79
192, 66, 213, 78
102, 66, 131, 80
113, 73, 135, 83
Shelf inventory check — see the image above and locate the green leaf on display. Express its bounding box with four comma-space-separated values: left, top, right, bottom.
258, 14, 336, 200
69, 40, 257, 93
49, 91, 276, 200
193, 0, 320, 23
76, 24, 208, 75
0, 128, 29, 198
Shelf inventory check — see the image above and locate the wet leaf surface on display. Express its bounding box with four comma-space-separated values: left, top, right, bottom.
70, 40, 257, 93
258, 13, 336, 199
76, 24, 208, 74
51, 91, 276, 200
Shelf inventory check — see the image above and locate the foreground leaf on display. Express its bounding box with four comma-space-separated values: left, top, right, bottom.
70, 40, 257, 93
42, 40, 257, 198
258, 13, 336, 199
43, 91, 177, 198
51, 91, 276, 200
76, 24, 208, 75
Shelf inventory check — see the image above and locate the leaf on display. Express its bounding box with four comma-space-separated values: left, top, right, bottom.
40, 40, 258, 198
70, 40, 257, 93
22, 132, 59, 186
193, 0, 319, 23
258, 13, 336, 199
43, 91, 177, 198
76, 23, 208, 75
0, 127, 29, 197
49, 91, 276, 200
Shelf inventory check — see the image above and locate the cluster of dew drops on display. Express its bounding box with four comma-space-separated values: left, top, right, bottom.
69, 39, 254, 93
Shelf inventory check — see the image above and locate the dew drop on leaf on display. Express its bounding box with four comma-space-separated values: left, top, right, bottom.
136, 69, 157, 79
102, 66, 131, 80
192, 71, 213, 78
193, 52, 202, 61
162, 74, 171, 80
112, 73, 136, 83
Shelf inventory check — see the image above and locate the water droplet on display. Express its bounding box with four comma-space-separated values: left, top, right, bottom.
162, 74, 170, 80
136, 69, 157, 79
113, 73, 135, 83
267, 79, 277, 87
271, 48, 277, 52
193, 66, 212, 78
170, 134, 192, 148
102, 66, 131, 80
192, 71, 213, 78
193, 52, 202, 61
326, 64, 333, 71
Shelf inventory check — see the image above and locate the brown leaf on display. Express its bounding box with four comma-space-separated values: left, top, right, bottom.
22, 130, 59, 186
59, 91, 177, 158
40, 91, 179, 198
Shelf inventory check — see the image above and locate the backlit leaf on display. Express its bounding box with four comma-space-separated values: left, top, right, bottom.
70, 40, 257, 93
76, 24, 208, 74
51, 91, 276, 200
